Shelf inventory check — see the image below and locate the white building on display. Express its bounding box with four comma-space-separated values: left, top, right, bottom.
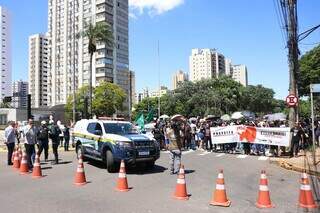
172, 70, 188, 90
0, 6, 11, 101
48, 0, 130, 108
189, 48, 226, 82
28, 34, 49, 108
150, 86, 169, 98
12, 80, 28, 108
225, 58, 232, 76
232, 64, 248, 87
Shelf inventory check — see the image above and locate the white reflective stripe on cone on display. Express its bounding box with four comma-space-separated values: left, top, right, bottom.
259, 185, 269, 191
179, 168, 184, 174
118, 173, 126, 178
261, 174, 267, 179
218, 173, 224, 179
301, 173, 308, 179
216, 184, 225, 190
300, 184, 311, 191
21, 160, 27, 163
78, 159, 83, 164
77, 167, 84, 173
177, 178, 186, 184
34, 163, 40, 166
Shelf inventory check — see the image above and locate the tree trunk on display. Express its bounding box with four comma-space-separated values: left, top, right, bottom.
89, 53, 93, 118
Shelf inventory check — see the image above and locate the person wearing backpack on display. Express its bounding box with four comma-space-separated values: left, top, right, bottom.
49, 120, 61, 164
37, 120, 49, 161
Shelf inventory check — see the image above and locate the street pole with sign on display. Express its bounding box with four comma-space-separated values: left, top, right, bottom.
310, 84, 320, 165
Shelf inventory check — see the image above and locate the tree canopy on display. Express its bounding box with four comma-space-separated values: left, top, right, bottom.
65, 81, 126, 120
133, 76, 281, 120
298, 45, 320, 96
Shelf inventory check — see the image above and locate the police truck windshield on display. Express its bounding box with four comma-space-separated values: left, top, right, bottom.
103, 123, 138, 135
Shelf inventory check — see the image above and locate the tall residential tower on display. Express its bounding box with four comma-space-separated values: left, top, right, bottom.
0, 6, 12, 101
28, 34, 49, 108
48, 0, 130, 108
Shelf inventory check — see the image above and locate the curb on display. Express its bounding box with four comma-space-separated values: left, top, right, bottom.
270, 158, 320, 177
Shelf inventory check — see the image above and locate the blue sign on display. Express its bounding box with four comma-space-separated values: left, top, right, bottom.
311, 84, 320, 93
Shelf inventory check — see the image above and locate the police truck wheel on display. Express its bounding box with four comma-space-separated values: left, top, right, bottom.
105, 150, 117, 173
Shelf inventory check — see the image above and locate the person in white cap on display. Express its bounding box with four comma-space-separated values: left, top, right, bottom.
37, 120, 49, 161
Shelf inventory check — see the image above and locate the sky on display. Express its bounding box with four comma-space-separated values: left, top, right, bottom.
0, 0, 319, 100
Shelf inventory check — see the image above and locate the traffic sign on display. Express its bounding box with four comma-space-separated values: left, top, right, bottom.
286, 94, 298, 107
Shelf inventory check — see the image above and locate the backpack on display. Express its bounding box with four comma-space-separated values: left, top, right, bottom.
37, 127, 48, 140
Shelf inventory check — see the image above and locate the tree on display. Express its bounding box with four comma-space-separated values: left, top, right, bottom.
65, 85, 92, 120
92, 81, 126, 116
79, 21, 113, 117
298, 45, 320, 96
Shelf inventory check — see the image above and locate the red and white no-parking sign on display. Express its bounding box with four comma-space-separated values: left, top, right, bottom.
286, 94, 298, 107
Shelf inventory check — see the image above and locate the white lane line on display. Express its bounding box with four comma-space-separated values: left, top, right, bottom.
258, 156, 269, 161
215, 153, 225, 157
182, 150, 194, 155
236, 154, 248, 159
199, 151, 210, 156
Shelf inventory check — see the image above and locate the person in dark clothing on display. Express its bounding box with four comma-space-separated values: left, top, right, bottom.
63, 126, 70, 151
37, 121, 49, 161
49, 120, 61, 164
290, 122, 304, 158
184, 123, 192, 150
24, 119, 38, 169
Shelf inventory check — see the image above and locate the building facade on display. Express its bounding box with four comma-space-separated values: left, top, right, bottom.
189, 48, 226, 82
172, 70, 188, 90
28, 34, 49, 108
231, 64, 248, 87
48, 0, 130, 110
12, 80, 28, 108
0, 6, 11, 102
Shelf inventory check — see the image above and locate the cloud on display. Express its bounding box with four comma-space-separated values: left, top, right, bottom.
129, 0, 184, 16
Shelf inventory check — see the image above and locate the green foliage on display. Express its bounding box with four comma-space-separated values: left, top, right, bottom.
133, 76, 279, 120
65, 85, 91, 120
299, 45, 320, 96
65, 82, 126, 119
92, 81, 126, 116
81, 21, 114, 54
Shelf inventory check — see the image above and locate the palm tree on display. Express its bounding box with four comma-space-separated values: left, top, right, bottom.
79, 21, 113, 117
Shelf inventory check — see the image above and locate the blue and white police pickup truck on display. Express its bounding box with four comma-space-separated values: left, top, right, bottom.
72, 119, 160, 172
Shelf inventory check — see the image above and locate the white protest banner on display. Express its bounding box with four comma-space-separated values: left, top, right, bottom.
210, 126, 238, 144
211, 125, 291, 147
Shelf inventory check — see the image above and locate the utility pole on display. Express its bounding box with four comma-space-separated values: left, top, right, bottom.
283, 0, 299, 127
157, 40, 161, 118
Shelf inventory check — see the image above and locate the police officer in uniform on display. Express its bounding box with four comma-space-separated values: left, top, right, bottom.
167, 120, 183, 175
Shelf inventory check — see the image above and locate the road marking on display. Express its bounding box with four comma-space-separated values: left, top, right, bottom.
182, 150, 194, 155
215, 153, 225, 157
199, 151, 210, 156
258, 156, 269, 161
236, 154, 248, 159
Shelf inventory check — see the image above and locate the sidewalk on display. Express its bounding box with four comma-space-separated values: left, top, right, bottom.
270, 147, 320, 177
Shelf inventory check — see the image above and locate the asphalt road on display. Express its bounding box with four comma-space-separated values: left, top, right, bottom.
0, 150, 319, 213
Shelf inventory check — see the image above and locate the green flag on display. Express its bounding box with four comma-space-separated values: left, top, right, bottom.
145, 108, 155, 123
135, 113, 145, 130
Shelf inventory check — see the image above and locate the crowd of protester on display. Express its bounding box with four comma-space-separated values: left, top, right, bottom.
151, 117, 320, 158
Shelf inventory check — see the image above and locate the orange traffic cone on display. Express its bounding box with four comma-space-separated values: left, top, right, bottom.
298, 173, 318, 209
32, 154, 43, 178
115, 160, 130, 192
11, 147, 16, 163
210, 169, 231, 207
256, 170, 273, 208
173, 165, 189, 200
19, 151, 29, 175
74, 155, 87, 186
12, 150, 20, 169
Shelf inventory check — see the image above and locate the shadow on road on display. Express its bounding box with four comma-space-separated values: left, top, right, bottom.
185, 169, 195, 174
41, 166, 53, 170
58, 161, 73, 165
127, 164, 167, 175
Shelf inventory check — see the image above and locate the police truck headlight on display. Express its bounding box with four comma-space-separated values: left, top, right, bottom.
116, 141, 133, 148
